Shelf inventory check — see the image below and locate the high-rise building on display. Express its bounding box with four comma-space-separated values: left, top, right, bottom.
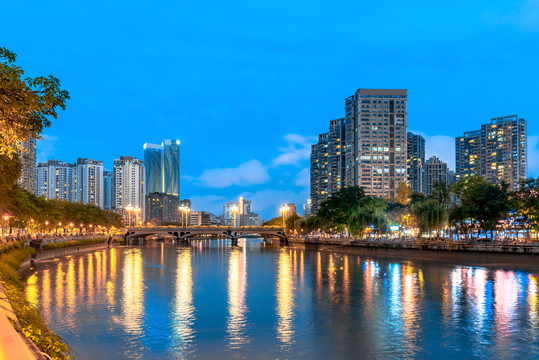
103, 171, 113, 210
74, 158, 104, 208
145, 192, 180, 224
143, 143, 163, 194
143, 139, 180, 196
311, 89, 408, 213
223, 197, 261, 226
455, 130, 482, 182
17, 139, 36, 194
303, 199, 312, 217
407, 132, 425, 194
112, 156, 145, 222
344, 89, 408, 199
36, 159, 75, 201
424, 156, 449, 196
310, 118, 346, 213
189, 211, 212, 226
456, 115, 527, 190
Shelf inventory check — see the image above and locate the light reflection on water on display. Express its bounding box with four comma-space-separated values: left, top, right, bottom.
24, 241, 539, 360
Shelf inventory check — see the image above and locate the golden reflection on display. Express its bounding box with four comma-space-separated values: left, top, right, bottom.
66, 258, 76, 325
227, 248, 248, 348
78, 257, 85, 297
300, 251, 304, 287
174, 248, 195, 350
343, 255, 350, 306
328, 254, 336, 295
316, 252, 322, 298
41, 269, 51, 320
95, 251, 102, 289
87, 253, 94, 303
107, 248, 117, 309
528, 275, 538, 326
26, 273, 39, 306
56, 261, 65, 309
276, 249, 295, 345
122, 248, 144, 335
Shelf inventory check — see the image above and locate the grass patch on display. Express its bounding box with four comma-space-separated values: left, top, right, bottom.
0, 245, 73, 359
42, 237, 107, 250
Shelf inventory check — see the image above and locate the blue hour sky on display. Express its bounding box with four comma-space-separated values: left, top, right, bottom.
3, 0, 538, 219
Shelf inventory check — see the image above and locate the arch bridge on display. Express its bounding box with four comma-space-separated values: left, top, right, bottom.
124, 226, 287, 245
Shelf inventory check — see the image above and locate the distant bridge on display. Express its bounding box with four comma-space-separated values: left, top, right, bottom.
124, 226, 287, 245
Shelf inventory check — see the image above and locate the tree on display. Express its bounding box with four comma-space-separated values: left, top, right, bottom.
411, 199, 447, 239
514, 177, 539, 234
396, 182, 411, 205
0, 154, 21, 214
315, 186, 366, 230
430, 182, 451, 207
348, 197, 388, 238
0, 47, 69, 157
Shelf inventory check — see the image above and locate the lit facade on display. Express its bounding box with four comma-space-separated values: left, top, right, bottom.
145, 192, 180, 224
143, 139, 180, 196
36, 160, 75, 201
456, 115, 527, 190
112, 156, 145, 221
103, 171, 113, 210
424, 156, 449, 196
74, 158, 104, 208
17, 138, 36, 194
407, 132, 425, 194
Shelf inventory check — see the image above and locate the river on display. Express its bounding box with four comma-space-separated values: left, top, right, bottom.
24, 240, 539, 359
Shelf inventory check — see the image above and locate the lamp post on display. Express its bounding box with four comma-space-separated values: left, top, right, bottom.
45, 220, 49, 234
185, 208, 191, 228
134, 207, 141, 227
125, 206, 134, 227
280, 205, 290, 229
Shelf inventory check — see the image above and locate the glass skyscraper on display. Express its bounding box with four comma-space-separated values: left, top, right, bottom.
143, 139, 181, 197
163, 139, 180, 196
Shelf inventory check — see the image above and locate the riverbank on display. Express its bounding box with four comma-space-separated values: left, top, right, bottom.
289, 237, 539, 269
0, 237, 112, 359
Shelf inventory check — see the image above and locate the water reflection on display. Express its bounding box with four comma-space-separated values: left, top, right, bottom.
122, 248, 144, 335
276, 249, 295, 346
23, 242, 539, 360
173, 247, 195, 354
226, 246, 248, 348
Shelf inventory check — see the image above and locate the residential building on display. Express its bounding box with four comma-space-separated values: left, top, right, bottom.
17, 139, 36, 194
145, 192, 180, 224
112, 156, 145, 222
36, 159, 75, 201
311, 88, 408, 213
344, 88, 408, 199
189, 211, 212, 226
424, 156, 449, 196
407, 132, 425, 194
74, 158, 104, 208
103, 171, 113, 209
303, 199, 312, 217
456, 115, 527, 190
310, 118, 346, 213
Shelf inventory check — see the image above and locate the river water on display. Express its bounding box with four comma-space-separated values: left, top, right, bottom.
24, 240, 539, 360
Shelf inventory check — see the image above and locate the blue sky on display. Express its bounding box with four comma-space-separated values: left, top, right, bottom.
4, 0, 538, 219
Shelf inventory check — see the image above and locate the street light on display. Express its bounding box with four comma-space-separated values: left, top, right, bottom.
185, 208, 191, 228
126, 206, 134, 227
280, 205, 290, 229
134, 207, 141, 227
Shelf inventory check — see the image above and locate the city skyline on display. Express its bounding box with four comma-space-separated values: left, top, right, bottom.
4, 0, 538, 218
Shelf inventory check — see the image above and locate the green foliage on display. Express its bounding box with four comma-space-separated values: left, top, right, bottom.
411, 199, 448, 237
0, 247, 72, 359
263, 216, 283, 227
42, 238, 107, 250
429, 182, 451, 207
0, 47, 69, 157
348, 197, 388, 238
396, 182, 411, 205
513, 177, 539, 232
0, 154, 22, 214
316, 186, 366, 230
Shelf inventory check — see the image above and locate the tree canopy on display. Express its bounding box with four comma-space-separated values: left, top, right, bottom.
0, 47, 69, 157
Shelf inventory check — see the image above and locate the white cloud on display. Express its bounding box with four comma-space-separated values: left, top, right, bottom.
528, 135, 539, 177
272, 133, 316, 167
294, 168, 310, 187
197, 159, 269, 188
36, 135, 59, 163
240, 188, 310, 219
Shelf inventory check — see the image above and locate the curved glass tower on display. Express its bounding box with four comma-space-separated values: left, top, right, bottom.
163, 139, 180, 196
144, 143, 163, 194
